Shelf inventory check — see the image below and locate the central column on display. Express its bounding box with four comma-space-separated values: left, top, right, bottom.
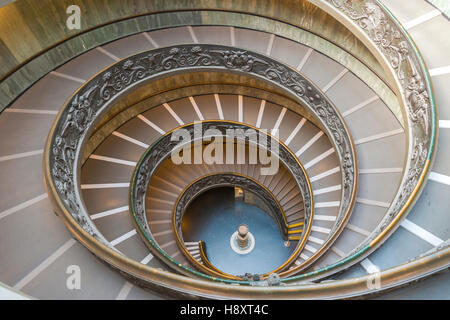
237, 224, 249, 248
230, 223, 255, 254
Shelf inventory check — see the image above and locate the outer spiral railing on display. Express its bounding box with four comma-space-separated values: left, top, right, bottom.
40, 0, 443, 296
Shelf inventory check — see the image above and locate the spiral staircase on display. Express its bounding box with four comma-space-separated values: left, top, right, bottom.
0, 0, 449, 300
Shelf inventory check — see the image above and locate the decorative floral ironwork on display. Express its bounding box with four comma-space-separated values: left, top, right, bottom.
47, 44, 356, 269
328, 0, 434, 249
42, 2, 439, 291
329, 1, 431, 140
131, 122, 312, 247
213, 50, 266, 71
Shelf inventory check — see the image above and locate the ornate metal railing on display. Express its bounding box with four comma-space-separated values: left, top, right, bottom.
130, 121, 313, 279
44, 43, 357, 283
41, 0, 445, 295
172, 173, 293, 278
173, 173, 290, 240
281, 0, 438, 283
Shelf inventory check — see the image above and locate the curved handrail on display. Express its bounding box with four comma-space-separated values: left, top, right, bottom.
281, 0, 438, 283
130, 121, 313, 280
172, 172, 298, 277
44, 44, 357, 284
40, 1, 444, 298
173, 172, 290, 240
0, 2, 395, 114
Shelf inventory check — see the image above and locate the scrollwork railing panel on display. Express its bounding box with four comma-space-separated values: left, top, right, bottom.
45, 44, 357, 283
278, 0, 438, 282
323, 0, 436, 251
131, 121, 313, 277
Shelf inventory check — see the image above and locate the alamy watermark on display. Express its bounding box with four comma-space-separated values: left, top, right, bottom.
366, 271, 381, 290
170, 123, 280, 175
66, 5, 81, 30
66, 265, 81, 290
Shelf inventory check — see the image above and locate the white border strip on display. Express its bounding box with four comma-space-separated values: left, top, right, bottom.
14, 239, 76, 290
214, 94, 224, 120
304, 244, 318, 253
273, 107, 287, 130
148, 220, 171, 225
266, 34, 275, 55
140, 253, 154, 265
309, 167, 340, 182
137, 114, 165, 135
238, 95, 243, 122
0, 193, 48, 220
304, 148, 335, 169
297, 48, 313, 71
346, 223, 371, 237
401, 219, 443, 246
295, 131, 324, 157
96, 46, 120, 61
428, 171, 450, 185
360, 258, 380, 274
153, 229, 173, 237
284, 118, 306, 146
404, 9, 441, 29
163, 103, 184, 125
342, 96, 379, 117
91, 205, 129, 220
308, 235, 325, 245
115, 281, 134, 300
3, 108, 58, 115
112, 131, 149, 149
315, 201, 340, 208
356, 198, 390, 208
230, 27, 236, 46
439, 120, 450, 128
0, 149, 43, 162
189, 96, 204, 121
89, 154, 137, 167
313, 215, 337, 221
81, 183, 130, 189
110, 229, 137, 246
359, 167, 403, 174
311, 225, 331, 234
299, 253, 309, 261
50, 71, 85, 84
142, 32, 159, 48
313, 185, 341, 196
331, 246, 345, 258
255, 100, 266, 128
160, 240, 176, 249
187, 26, 199, 43
429, 66, 450, 77
322, 69, 348, 92
354, 128, 403, 145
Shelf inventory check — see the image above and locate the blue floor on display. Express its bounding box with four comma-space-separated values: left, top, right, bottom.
182, 188, 294, 276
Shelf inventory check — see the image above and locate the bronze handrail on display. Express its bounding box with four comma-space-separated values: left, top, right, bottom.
130, 121, 314, 279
